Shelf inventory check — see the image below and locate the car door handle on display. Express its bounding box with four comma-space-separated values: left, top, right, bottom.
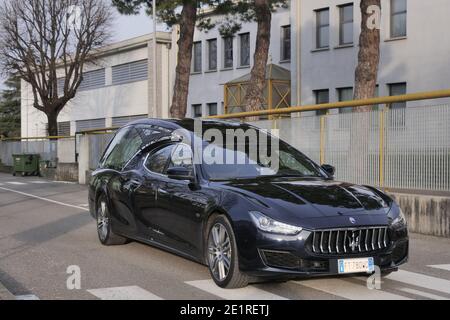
157, 188, 169, 195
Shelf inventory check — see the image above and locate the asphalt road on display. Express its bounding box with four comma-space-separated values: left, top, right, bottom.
0, 173, 449, 301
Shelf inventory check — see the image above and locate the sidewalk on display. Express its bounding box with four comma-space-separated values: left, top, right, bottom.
0, 281, 15, 300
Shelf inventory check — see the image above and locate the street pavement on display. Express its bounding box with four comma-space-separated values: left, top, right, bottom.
0, 173, 449, 300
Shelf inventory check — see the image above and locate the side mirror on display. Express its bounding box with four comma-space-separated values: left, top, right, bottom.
321, 164, 336, 177
167, 167, 195, 182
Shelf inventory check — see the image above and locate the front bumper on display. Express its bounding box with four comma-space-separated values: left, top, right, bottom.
238, 226, 409, 279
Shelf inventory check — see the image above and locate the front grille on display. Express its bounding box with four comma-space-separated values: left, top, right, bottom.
311, 227, 390, 255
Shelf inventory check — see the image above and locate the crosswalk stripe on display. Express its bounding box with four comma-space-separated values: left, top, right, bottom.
15, 294, 40, 300
294, 278, 410, 300
87, 286, 163, 300
428, 264, 450, 272
386, 270, 450, 295
7, 182, 27, 185
400, 288, 449, 300
186, 280, 289, 300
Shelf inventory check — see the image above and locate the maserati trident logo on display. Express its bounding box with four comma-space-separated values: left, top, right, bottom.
348, 232, 360, 252
349, 217, 357, 224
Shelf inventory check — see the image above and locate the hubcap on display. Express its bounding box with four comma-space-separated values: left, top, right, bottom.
97, 201, 109, 241
208, 223, 232, 282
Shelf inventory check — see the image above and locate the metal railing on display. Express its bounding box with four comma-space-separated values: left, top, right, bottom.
210, 89, 450, 192
0, 136, 76, 166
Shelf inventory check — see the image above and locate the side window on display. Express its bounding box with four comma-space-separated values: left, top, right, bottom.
168, 144, 194, 175
103, 127, 143, 171
100, 127, 129, 168
145, 145, 175, 175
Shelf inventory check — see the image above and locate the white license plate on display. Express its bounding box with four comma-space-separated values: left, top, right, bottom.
338, 257, 375, 274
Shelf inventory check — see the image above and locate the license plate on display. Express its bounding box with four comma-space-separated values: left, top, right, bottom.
338, 257, 375, 274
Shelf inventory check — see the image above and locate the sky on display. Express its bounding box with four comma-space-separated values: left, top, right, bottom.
0, 7, 161, 90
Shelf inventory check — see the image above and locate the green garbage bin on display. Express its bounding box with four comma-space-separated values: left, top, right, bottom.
12, 154, 40, 177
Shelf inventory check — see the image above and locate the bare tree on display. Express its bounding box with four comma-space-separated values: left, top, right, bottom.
0, 0, 112, 136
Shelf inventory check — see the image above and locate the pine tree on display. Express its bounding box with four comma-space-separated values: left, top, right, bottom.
0, 75, 21, 138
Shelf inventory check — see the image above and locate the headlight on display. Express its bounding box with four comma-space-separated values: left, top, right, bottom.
249, 211, 303, 235
392, 208, 407, 227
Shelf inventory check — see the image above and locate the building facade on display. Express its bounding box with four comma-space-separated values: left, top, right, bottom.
184, 4, 291, 118
21, 32, 173, 137
20, 0, 450, 137
291, 0, 450, 112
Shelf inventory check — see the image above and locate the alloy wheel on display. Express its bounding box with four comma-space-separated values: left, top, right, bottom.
97, 200, 109, 242
208, 223, 232, 282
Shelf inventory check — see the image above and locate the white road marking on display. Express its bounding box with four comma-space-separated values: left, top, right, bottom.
186, 280, 289, 300
87, 286, 163, 300
30, 181, 49, 184
400, 288, 449, 300
0, 186, 89, 212
428, 264, 450, 272
294, 278, 410, 300
6, 182, 27, 185
16, 294, 40, 300
386, 270, 450, 295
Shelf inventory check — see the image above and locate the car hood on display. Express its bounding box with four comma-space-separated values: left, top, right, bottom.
218, 178, 392, 229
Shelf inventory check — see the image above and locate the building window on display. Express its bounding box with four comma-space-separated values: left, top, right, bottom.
208, 103, 218, 116
314, 89, 329, 115
192, 104, 202, 118
57, 68, 105, 95
338, 87, 354, 113
339, 4, 354, 45
389, 83, 407, 109
281, 25, 291, 61
193, 41, 202, 73
223, 37, 234, 69
391, 0, 407, 38
112, 60, 148, 85
239, 33, 250, 67
207, 39, 217, 71
389, 82, 407, 127
112, 115, 147, 128
57, 122, 71, 136
76, 118, 106, 132
315, 8, 330, 49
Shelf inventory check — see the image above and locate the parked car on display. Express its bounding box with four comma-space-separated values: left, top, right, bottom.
89, 119, 409, 289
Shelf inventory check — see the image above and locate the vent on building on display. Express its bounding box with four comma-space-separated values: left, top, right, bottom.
112, 115, 148, 128
57, 68, 105, 95
76, 118, 106, 133
58, 122, 71, 136
112, 60, 148, 85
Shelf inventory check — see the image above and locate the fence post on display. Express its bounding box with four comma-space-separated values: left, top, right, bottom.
78, 134, 90, 185
379, 105, 387, 188
320, 113, 327, 165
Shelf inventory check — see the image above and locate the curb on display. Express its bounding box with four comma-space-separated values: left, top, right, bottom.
0, 281, 15, 301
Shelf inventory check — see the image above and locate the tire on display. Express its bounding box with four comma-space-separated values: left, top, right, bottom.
206, 215, 249, 289
96, 194, 128, 246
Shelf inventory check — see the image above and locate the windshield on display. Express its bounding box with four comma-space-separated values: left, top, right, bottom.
201, 138, 326, 181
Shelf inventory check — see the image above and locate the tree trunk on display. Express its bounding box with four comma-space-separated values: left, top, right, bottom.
353, 0, 381, 108
350, 0, 381, 184
245, 0, 272, 116
47, 111, 58, 137
170, 1, 197, 119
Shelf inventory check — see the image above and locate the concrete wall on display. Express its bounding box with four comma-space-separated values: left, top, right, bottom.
391, 192, 450, 238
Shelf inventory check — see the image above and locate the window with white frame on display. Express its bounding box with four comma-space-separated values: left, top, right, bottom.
339, 4, 354, 45
223, 37, 234, 69
390, 0, 407, 38
207, 103, 218, 116
281, 25, 291, 61
193, 41, 202, 73
315, 8, 330, 49
192, 104, 202, 118
239, 33, 250, 67
207, 39, 217, 71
